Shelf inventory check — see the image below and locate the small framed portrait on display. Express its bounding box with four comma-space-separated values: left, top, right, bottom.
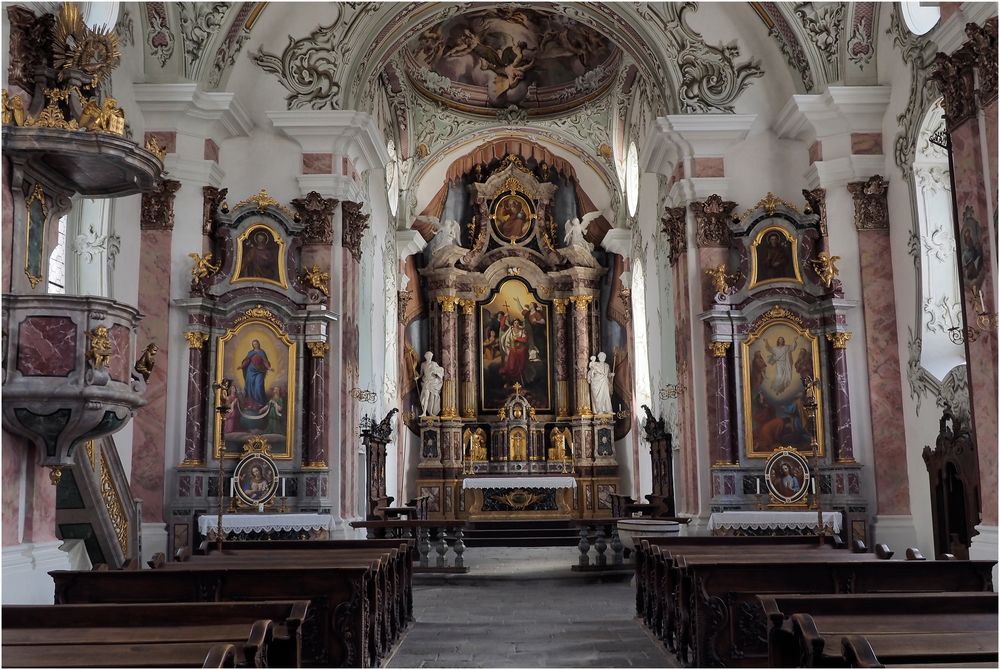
750, 225, 802, 287
764, 447, 811, 505
233, 450, 279, 507
491, 193, 535, 244
234, 223, 288, 288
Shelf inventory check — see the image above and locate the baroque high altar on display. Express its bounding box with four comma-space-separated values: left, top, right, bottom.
410, 155, 622, 520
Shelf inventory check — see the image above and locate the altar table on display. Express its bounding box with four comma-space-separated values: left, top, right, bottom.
707, 511, 842, 537
198, 513, 333, 541
461, 476, 577, 517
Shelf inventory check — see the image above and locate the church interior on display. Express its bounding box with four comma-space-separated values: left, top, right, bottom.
1, 1, 998, 667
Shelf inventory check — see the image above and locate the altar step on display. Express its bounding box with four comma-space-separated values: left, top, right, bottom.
461, 520, 580, 547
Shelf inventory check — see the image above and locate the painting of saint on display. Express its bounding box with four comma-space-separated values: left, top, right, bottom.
216, 319, 295, 458
234, 453, 278, 505
960, 206, 985, 287
480, 278, 552, 411
742, 319, 823, 457
492, 194, 533, 242
235, 225, 284, 285
752, 227, 800, 285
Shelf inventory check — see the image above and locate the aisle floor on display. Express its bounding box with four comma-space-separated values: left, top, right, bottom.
386, 547, 679, 668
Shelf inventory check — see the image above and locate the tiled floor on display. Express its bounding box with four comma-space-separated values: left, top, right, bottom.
386, 547, 679, 668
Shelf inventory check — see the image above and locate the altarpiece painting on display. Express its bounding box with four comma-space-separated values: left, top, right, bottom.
234, 223, 287, 288
479, 277, 552, 412
749, 225, 802, 287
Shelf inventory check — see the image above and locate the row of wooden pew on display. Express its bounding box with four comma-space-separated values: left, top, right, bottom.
634, 535, 998, 668
4, 538, 415, 668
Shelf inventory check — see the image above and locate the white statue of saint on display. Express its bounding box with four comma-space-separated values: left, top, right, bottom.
420, 216, 466, 269
587, 351, 614, 414
418, 351, 445, 417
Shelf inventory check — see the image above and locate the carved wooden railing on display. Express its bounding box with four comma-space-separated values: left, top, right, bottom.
350, 520, 468, 573
56, 436, 141, 569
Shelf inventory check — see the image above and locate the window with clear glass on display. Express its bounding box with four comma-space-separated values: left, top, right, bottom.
901, 2, 940, 35
626, 142, 640, 217
386, 140, 399, 217
47, 215, 67, 294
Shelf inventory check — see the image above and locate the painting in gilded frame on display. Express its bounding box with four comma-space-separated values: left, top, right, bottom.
479, 278, 552, 412
233, 449, 279, 506
764, 447, 811, 505
741, 313, 824, 458
749, 225, 802, 288
215, 318, 295, 459
24, 183, 47, 289
233, 223, 288, 288
491, 192, 535, 244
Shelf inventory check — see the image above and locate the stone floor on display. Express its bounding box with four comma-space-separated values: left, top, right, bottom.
386, 547, 679, 668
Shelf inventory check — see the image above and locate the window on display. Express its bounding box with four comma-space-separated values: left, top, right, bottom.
630, 261, 652, 411
625, 142, 640, 217
47, 215, 67, 294
901, 2, 940, 35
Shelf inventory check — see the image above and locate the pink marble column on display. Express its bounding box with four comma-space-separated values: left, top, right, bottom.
132, 179, 180, 524
459, 299, 477, 418
437, 296, 459, 420
849, 176, 910, 515
570, 295, 593, 415
826, 332, 855, 462
708, 342, 736, 465
23, 450, 59, 544
2, 429, 24, 546
305, 342, 329, 467
553, 299, 569, 418
182, 334, 208, 465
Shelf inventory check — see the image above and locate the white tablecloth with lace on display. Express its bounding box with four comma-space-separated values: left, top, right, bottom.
198, 513, 333, 536
707, 511, 842, 534
461, 476, 577, 490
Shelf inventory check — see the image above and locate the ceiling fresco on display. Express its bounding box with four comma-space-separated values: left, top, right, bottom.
403, 7, 621, 116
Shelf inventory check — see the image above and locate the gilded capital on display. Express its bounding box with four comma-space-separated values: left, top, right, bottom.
184, 331, 210, 349
826, 331, 852, 349
459, 298, 475, 315
307, 341, 330, 358
437, 295, 458, 313
553, 298, 568, 314
708, 341, 731, 357
569, 295, 593, 312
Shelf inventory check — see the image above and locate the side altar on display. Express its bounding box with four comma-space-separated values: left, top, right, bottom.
411, 155, 620, 520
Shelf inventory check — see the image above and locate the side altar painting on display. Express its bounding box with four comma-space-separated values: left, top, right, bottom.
480, 278, 552, 412
741, 311, 824, 458
215, 318, 296, 459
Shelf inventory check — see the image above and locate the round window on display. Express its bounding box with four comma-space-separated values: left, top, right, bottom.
901, 2, 940, 36
625, 142, 639, 216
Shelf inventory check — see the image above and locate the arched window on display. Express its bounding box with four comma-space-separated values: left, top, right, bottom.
47, 215, 67, 294
385, 140, 399, 217
901, 2, 940, 35
915, 99, 965, 380
631, 260, 652, 411
625, 142, 640, 217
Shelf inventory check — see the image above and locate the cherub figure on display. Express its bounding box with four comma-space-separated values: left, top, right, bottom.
301, 265, 330, 296
189, 252, 221, 290
86, 326, 113, 370
810, 251, 841, 288
705, 263, 737, 295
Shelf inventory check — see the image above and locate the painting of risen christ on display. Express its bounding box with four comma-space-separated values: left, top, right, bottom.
479, 278, 552, 412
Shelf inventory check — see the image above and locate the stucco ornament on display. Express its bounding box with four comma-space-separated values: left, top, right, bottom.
794, 2, 845, 65
764, 7, 815, 92
145, 3, 175, 68
178, 2, 228, 76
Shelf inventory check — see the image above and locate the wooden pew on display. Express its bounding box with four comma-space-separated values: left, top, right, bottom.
3, 601, 308, 668
185, 543, 410, 660
51, 563, 377, 668
678, 555, 996, 667
842, 633, 999, 668
3, 640, 239, 668
760, 592, 998, 667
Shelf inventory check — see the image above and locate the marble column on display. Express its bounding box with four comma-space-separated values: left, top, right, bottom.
849, 176, 910, 516
553, 299, 570, 418
437, 295, 460, 421
826, 331, 855, 463
933, 24, 998, 530
459, 299, 477, 418
181, 331, 209, 465
305, 341, 330, 468
707, 341, 736, 465
132, 179, 180, 525
570, 295, 594, 415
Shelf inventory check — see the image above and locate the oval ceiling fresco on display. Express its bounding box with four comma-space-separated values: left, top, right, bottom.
404, 7, 621, 116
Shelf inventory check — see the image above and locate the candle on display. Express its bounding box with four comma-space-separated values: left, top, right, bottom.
811, 478, 816, 494
258, 502, 264, 513
229, 477, 234, 498
756, 479, 760, 495
281, 477, 286, 498
980, 290, 986, 313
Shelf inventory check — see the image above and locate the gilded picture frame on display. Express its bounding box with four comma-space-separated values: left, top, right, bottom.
24, 183, 47, 289
490, 192, 536, 244
233, 449, 279, 506
215, 315, 296, 459
741, 310, 824, 458
764, 447, 811, 505
749, 225, 803, 288
232, 223, 288, 288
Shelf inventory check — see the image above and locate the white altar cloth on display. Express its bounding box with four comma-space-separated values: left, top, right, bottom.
707, 511, 842, 534
461, 476, 577, 490
198, 513, 333, 535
